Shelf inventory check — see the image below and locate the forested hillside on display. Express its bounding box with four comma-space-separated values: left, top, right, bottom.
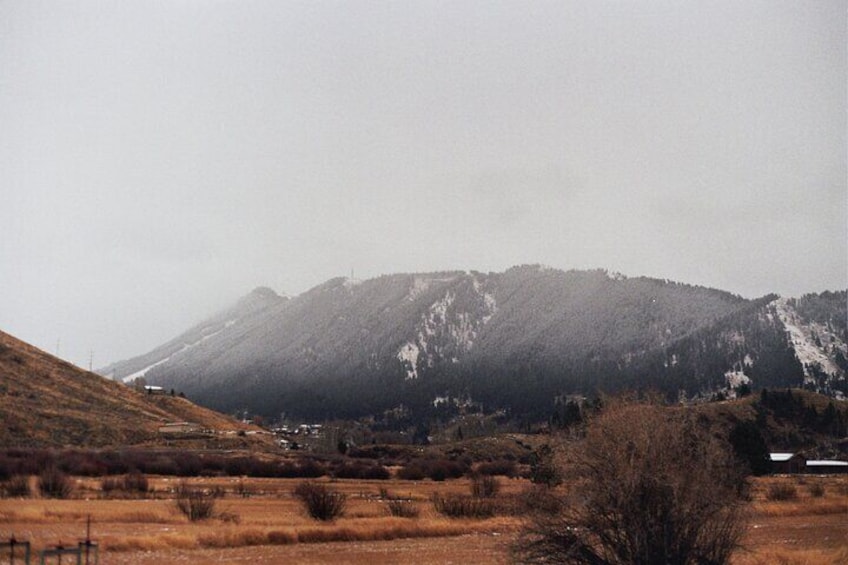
102, 267, 847, 423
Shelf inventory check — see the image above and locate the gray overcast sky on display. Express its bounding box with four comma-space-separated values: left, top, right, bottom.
1, 1, 845, 368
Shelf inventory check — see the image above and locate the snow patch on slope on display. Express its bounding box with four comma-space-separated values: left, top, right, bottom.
773, 298, 845, 383
397, 342, 420, 380
123, 356, 173, 383
122, 319, 237, 383
397, 277, 498, 379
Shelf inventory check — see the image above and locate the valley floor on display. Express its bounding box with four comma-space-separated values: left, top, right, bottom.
0, 476, 845, 564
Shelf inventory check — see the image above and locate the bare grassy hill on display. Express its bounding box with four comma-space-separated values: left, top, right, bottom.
0, 329, 271, 449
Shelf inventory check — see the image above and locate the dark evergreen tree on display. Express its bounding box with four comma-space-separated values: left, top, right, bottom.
729, 420, 772, 476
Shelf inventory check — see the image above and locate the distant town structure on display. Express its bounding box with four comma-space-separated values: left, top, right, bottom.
805, 460, 848, 474
770, 452, 805, 474
770, 452, 848, 474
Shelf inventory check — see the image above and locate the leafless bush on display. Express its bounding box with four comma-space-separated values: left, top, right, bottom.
432, 493, 494, 519
100, 476, 120, 493
123, 471, 149, 494
235, 479, 255, 498
332, 460, 391, 480
175, 482, 217, 521
528, 444, 562, 487
2, 475, 31, 497
477, 459, 518, 477
397, 458, 467, 481
514, 401, 747, 564
386, 498, 420, 518
38, 465, 73, 499
470, 474, 500, 498
520, 484, 563, 515
766, 482, 798, 501
808, 482, 825, 498
293, 481, 346, 521
103, 471, 149, 495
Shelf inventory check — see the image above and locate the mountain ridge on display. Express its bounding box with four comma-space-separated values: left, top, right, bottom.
99, 267, 847, 422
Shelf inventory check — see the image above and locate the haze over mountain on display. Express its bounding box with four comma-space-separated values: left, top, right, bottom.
2, 3, 844, 372
101, 267, 848, 423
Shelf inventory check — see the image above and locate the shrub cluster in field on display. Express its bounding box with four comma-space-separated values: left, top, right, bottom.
430, 474, 502, 519
0, 448, 395, 481
330, 460, 391, 480
101, 471, 150, 496
396, 458, 468, 481
175, 481, 219, 521
379, 488, 420, 518
293, 481, 347, 521
0, 466, 75, 498
0, 447, 523, 484
766, 481, 798, 501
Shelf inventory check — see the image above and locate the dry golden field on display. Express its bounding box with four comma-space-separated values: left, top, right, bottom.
0, 475, 845, 564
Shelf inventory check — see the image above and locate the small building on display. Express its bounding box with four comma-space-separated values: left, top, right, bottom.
770, 452, 806, 474
144, 385, 166, 395
805, 460, 848, 474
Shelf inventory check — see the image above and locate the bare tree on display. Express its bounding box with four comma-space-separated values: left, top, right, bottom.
514, 401, 748, 564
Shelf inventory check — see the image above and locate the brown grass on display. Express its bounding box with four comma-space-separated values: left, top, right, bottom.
754, 498, 848, 518
0, 329, 268, 450
732, 547, 848, 565
750, 475, 848, 518
0, 474, 844, 563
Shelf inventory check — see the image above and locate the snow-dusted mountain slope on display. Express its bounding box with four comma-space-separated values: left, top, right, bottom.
101, 267, 847, 420
773, 293, 847, 397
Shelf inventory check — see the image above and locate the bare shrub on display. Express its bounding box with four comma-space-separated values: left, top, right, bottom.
528, 444, 562, 487
100, 476, 120, 494
386, 498, 420, 518
175, 482, 217, 521
218, 511, 241, 524
808, 482, 825, 498
293, 481, 346, 521
3, 475, 31, 497
235, 479, 255, 498
520, 484, 564, 515
397, 458, 467, 481
124, 471, 149, 494
515, 401, 747, 565
267, 530, 297, 545
477, 459, 518, 477
432, 493, 494, 519
396, 464, 425, 481
470, 474, 500, 498
290, 458, 327, 478
102, 472, 150, 497
332, 461, 391, 480
379, 488, 420, 518
38, 465, 73, 499
766, 482, 798, 501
